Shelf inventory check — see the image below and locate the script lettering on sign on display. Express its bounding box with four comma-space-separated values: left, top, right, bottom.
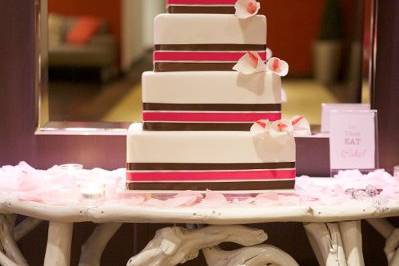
330, 110, 377, 171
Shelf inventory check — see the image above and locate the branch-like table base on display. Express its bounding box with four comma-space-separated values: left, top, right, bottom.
127, 225, 298, 266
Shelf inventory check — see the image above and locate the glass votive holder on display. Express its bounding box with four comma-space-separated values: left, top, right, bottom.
60, 164, 83, 171
79, 182, 106, 206
60, 164, 83, 178
394, 165, 399, 178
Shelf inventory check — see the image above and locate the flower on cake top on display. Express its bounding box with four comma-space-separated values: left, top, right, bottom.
233, 52, 289, 76
266, 57, 289, 77
235, 0, 261, 19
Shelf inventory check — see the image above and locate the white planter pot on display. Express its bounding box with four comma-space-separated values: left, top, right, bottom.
313, 40, 342, 84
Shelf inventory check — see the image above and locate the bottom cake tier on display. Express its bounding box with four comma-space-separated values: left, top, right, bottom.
127, 123, 296, 191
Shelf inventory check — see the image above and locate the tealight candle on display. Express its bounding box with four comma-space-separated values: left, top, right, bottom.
79, 182, 106, 200
60, 164, 83, 171
60, 164, 83, 178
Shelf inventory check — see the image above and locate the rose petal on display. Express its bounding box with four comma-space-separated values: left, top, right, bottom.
266, 57, 289, 77
235, 0, 260, 19
233, 52, 266, 75
197, 190, 228, 208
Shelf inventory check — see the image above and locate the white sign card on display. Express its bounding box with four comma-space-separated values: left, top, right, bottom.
321, 103, 370, 133
329, 110, 377, 171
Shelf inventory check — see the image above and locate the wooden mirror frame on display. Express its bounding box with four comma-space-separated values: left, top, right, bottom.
1, 0, 397, 176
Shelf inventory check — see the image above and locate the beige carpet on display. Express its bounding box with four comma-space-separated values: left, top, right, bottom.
102, 84, 142, 122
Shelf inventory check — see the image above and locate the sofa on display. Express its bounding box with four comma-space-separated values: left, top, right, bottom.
48, 14, 117, 82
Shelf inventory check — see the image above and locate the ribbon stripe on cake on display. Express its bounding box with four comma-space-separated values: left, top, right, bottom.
143, 122, 262, 131
154, 51, 267, 62
128, 180, 295, 191
154, 44, 267, 51
128, 162, 295, 170
166, 0, 261, 16
127, 162, 296, 182
142, 104, 282, 131
167, 0, 237, 13
143, 103, 281, 111
127, 169, 296, 182
168, 6, 236, 14
153, 50, 267, 72
154, 62, 237, 72
142, 111, 281, 123
167, 0, 237, 4
153, 45, 267, 72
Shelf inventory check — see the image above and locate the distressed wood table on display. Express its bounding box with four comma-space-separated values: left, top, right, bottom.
0, 189, 399, 266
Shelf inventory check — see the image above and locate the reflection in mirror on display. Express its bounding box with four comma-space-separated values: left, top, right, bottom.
42, 0, 373, 127
46, 0, 163, 123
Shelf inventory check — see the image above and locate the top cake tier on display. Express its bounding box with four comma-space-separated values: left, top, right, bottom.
154, 14, 266, 45
154, 14, 267, 72
166, 0, 239, 14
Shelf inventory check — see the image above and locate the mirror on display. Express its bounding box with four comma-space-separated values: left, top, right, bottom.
39, 0, 373, 129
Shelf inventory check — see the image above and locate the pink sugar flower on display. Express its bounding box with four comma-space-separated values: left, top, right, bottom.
266, 57, 289, 77
235, 0, 261, 19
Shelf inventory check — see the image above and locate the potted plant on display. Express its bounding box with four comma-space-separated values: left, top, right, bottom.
313, 0, 343, 84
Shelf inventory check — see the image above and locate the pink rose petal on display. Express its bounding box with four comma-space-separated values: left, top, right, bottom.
198, 190, 228, 208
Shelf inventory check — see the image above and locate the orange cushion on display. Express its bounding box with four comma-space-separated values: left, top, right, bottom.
66, 17, 102, 45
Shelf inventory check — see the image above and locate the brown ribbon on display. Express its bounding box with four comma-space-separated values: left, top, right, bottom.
154, 62, 237, 72
127, 162, 295, 171
127, 180, 295, 191
143, 103, 281, 111
155, 44, 267, 51
143, 122, 254, 131
167, 6, 235, 14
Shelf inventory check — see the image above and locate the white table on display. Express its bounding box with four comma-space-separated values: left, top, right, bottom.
0, 193, 398, 266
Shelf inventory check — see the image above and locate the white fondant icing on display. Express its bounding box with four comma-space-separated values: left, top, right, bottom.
142, 71, 282, 104
154, 14, 267, 45
127, 124, 295, 164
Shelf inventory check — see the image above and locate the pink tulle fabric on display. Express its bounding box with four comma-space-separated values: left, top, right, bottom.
0, 162, 398, 208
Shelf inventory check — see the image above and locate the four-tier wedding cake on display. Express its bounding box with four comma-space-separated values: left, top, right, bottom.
126, 0, 305, 191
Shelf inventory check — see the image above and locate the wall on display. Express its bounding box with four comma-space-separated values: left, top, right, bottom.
261, 0, 361, 77
261, 0, 323, 76
143, 0, 164, 48
373, 0, 399, 174
121, 0, 144, 71
48, 0, 357, 76
121, 0, 163, 71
